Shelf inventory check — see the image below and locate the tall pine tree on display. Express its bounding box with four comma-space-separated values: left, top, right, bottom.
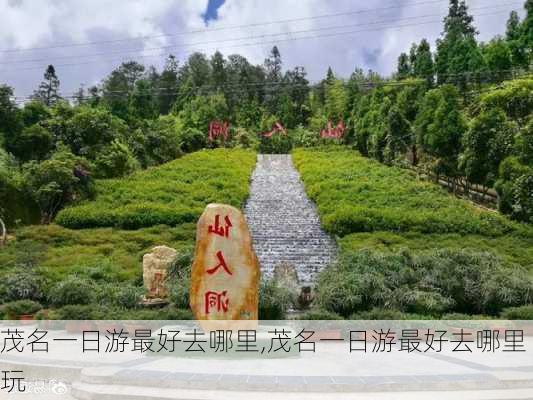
32, 65, 61, 106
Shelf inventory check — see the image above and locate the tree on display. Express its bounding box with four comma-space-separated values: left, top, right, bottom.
93, 139, 138, 178
264, 46, 283, 114
60, 107, 128, 160
9, 124, 54, 162
384, 105, 411, 164
102, 61, 145, 119
0, 85, 22, 150
482, 38, 513, 82
23, 147, 91, 224
158, 55, 179, 115
415, 84, 467, 178
324, 78, 348, 122
210, 51, 227, 91
506, 11, 528, 68
32, 65, 61, 106
461, 108, 516, 188
178, 93, 229, 133
413, 39, 435, 84
435, 0, 484, 88
74, 86, 85, 106
397, 53, 411, 79
129, 79, 157, 120
522, 0, 533, 65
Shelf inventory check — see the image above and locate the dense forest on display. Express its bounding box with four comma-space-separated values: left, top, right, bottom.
0, 0, 532, 229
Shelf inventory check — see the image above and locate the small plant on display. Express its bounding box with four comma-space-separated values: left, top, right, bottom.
259, 279, 295, 320
48, 276, 94, 306
500, 305, 533, 320
297, 309, 344, 320
3, 300, 42, 319
2, 271, 46, 302
54, 305, 95, 320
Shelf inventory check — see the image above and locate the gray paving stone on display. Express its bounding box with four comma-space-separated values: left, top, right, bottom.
244, 154, 337, 285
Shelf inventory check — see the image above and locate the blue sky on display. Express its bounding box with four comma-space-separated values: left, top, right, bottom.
0, 0, 526, 98
203, 0, 225, 23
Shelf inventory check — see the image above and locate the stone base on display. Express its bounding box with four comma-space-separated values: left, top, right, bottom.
140, 297, 169, 308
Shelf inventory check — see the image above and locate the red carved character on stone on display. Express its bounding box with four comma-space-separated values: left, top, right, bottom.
208, 214, 232, 238
262, 122, 287, 137
208, 121, 229, 142
321, 120, 345, 139
206, 250, 233, 275
205, 290, 229, 314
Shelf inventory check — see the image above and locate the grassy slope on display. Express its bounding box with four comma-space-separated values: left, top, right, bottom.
56, 149, 256, 229
0, 149, 256, 283
293, 147, 533, 270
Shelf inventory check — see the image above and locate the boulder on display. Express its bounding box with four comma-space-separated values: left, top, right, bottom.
143, 245, 177, 300
190, 204, 260, 321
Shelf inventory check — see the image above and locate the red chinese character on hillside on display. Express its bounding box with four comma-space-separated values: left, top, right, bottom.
208, 215, 232, 238
321, 120, 345, 139
205, 290, 229, 314
207, 251, 232, 275
262, 122, 287, 137
208, 121, 229, 142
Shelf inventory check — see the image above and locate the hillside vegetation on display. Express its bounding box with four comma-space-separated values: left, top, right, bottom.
56, 149, 256, 229
293, 147, 533, 269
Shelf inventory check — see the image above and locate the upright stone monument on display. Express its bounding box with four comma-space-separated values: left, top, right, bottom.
190, 204, 260, 321
143, 245, 177, 302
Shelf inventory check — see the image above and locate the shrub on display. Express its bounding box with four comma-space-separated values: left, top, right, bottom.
1, 271, 46, 302
3, 300, 42, 318
93, 139, 139, 179
258, 133, 293, 154
259, 279, 295, 320
500, 305, 533, 320
297, 309, 344, 320
48, 276, 94, 306
350, 308, 413, 320
114, 286, 143, 309
54, 305, 95, 320
179, 128, 207, 153
167, 248, 193, 309
315, 249, 533, 318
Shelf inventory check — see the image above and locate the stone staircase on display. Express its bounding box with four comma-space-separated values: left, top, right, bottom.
244, 154, 337, 286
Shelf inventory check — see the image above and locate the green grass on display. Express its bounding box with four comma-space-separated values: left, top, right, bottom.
1, 149, 256, 285
293, 147, 533, 270
56, 148, 257, 229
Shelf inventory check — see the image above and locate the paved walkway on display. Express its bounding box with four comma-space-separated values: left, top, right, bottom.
244, 154, 337, 285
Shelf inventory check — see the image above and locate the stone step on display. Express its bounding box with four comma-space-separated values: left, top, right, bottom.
71, 366, 533, 400
243, 154, 337, 285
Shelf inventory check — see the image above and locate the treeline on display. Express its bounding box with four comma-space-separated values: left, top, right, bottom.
0, 0, 532, 226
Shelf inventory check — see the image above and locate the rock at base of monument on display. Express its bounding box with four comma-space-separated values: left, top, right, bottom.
140, 297, 169, 308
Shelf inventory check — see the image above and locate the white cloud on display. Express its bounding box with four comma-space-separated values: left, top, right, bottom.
0, 0, 525, 96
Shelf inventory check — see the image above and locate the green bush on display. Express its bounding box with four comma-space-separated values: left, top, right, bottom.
56, 149, 256, 229
48, 276, 94, 306
3, 300, 42, 318
167, 248, 193, 309
54, 305, 95, 320
315, 249, 533, 318
1, 271, 47, 302
350, 308, 413, 320
297, 309, 344, 320
259, 279, 295, 319
500, 305, 533, 320
258, 133, 293, 154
